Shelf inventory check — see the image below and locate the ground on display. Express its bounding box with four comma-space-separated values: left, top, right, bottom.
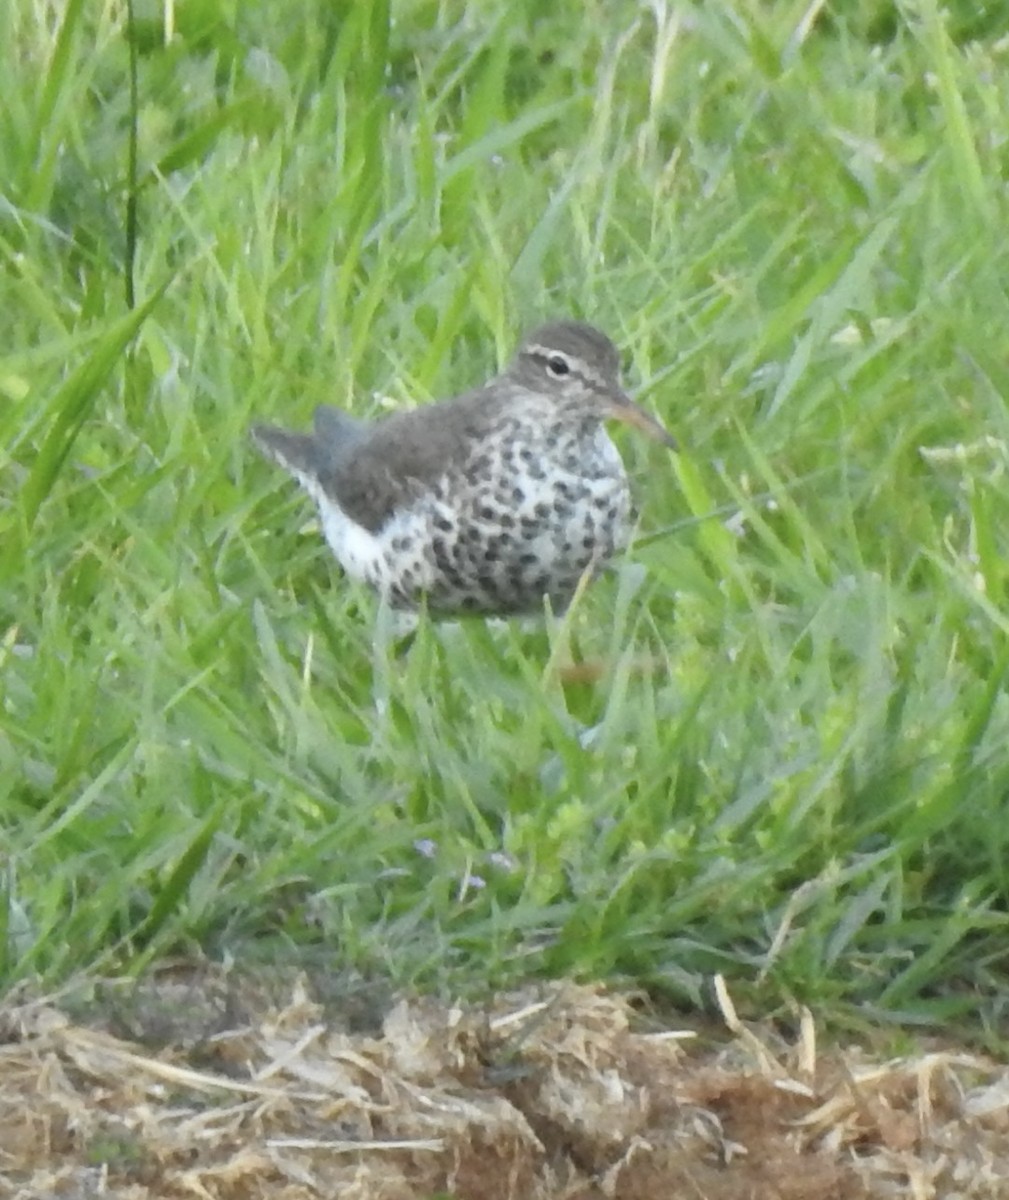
2, 968, 1006, 1199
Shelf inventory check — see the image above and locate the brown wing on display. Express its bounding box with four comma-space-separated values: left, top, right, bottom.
324, 390, 499, 533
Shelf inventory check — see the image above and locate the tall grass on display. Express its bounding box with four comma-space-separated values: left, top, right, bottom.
3, 0, 1009, 1039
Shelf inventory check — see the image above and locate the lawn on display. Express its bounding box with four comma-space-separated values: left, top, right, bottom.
3, 0, 1009, 1051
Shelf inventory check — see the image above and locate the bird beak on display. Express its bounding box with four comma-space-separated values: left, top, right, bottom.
607, 393, 677, 449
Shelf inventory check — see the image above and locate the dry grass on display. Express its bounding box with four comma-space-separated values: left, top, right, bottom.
1, 969, 1006, 1199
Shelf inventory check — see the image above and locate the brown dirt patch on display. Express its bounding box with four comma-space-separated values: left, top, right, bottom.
1, 967, 1006, 1199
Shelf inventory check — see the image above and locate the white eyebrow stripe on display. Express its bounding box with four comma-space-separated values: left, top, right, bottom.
524, 343, 572, 361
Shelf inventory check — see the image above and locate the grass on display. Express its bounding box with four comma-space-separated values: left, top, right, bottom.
3, 0, 1009, 1042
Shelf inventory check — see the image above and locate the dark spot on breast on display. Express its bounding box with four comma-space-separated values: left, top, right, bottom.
519, 552, 539, 566
478, 505, 496, 521
511, 486, 525, 504
434, 516, 454, 533
534, 502, 551, 519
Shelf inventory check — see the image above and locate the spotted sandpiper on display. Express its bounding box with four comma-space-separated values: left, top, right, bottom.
252, 320, 674, 616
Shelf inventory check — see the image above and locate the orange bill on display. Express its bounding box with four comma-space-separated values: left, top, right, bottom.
607, 394, 677, 449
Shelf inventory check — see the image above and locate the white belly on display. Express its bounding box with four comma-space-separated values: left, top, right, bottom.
319, 502, 387, 581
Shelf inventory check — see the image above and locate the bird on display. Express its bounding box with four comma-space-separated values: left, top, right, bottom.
252, 319, 674, 617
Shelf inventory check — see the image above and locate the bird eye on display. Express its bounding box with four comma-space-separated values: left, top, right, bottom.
546, 355, 571, 378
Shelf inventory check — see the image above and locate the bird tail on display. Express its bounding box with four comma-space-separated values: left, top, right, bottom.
251, 425, 322, 479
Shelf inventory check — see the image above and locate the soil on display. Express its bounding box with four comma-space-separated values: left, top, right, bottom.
1, 964, 1006, 1199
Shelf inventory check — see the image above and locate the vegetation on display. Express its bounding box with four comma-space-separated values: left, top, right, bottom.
3, 0, 1009, 1041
